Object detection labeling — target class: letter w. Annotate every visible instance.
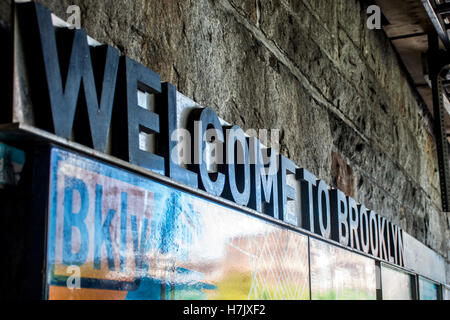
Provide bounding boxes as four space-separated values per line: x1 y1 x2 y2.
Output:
18 3 119 152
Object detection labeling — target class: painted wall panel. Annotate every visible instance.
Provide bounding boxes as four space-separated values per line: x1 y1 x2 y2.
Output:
418 277 439 300
310 238 376 300
403 232 446 284
381 264 413 300
46 148 310 300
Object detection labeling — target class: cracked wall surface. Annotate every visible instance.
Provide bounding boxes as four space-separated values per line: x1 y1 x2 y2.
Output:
0 0 448 283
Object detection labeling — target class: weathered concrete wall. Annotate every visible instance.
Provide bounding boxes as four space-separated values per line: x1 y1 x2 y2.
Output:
0 0 448 282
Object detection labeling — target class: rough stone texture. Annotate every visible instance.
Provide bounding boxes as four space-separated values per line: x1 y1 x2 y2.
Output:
331 151 355 198
0 0 448 283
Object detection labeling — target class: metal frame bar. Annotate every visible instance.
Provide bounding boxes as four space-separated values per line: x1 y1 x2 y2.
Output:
26 145 51 300
428 32 450 212
422 0 450 51
414 274 421 300
307 237 312 300
411 274 419 300
375 261 383 300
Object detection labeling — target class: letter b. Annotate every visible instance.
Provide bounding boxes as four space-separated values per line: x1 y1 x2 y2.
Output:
330 189 349 246
63 176 90 266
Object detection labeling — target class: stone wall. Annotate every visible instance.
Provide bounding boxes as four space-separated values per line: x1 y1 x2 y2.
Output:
0 0 448 283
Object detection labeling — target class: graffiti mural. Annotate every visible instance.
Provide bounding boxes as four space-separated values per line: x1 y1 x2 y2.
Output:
46 148 310 300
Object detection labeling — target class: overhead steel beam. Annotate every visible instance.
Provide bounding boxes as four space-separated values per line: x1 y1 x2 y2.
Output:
422 0 450 51
422 0 450 211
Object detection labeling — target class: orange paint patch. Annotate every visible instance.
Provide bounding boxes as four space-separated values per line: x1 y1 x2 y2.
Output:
49 286 128 300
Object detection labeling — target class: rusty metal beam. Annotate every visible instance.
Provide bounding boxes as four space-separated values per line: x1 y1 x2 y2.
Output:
428 31 450 212
422 0 450 51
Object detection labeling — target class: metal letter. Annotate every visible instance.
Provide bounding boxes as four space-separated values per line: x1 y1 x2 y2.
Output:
248 137 279 217
297 169 317 233
157 82 198 187
221 126 251 206
314 180 331 239
113 56 164 174
359 205 370 254
369 210 379 258
386 221 395 264
397 229 405 267
188 108 225 196
17 3 119 152
330 189 349 246
378 215 388 261
277 155 297 221
390 222 399 265
347 196 361 251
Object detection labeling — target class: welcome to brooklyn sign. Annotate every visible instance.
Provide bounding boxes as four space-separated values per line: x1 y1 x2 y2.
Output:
12 2 405 267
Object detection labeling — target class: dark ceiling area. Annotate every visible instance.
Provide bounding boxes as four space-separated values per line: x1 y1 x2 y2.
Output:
376 0 450 138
